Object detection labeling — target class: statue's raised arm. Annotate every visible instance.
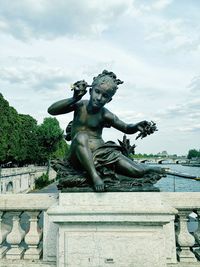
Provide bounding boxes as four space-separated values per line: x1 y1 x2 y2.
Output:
48 80 88 115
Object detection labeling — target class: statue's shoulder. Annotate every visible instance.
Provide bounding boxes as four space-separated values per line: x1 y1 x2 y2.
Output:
76 99 88 109
103 107 114 117
103 107 115 121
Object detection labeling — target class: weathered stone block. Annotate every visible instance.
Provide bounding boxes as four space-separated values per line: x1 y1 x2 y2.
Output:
48 192 177 267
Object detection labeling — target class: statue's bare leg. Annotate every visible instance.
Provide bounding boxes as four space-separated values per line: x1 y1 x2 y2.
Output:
115 154 164 178
72 132 105 192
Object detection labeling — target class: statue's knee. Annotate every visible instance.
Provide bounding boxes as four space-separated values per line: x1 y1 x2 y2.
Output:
74 132 88 146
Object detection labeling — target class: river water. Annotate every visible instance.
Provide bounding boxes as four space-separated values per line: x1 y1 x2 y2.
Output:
152 164 200 192
36 163 200 193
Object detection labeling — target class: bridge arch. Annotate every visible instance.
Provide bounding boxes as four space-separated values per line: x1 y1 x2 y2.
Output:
6 181 13 193
140 159 150 163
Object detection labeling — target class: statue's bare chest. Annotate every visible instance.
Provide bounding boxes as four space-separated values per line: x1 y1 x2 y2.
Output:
74 105 104 129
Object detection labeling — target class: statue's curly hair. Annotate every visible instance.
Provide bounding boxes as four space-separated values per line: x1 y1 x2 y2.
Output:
91 70 123 94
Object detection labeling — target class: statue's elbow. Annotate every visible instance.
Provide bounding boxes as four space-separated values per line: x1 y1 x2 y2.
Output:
47 106 55 115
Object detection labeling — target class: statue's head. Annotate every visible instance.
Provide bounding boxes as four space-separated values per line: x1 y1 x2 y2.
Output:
89 70 123 109
91 70 123 95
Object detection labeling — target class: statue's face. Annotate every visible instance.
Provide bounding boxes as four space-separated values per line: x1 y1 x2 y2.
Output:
89 83 114 109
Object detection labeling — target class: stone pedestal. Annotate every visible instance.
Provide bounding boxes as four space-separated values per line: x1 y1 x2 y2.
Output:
48 193 177 267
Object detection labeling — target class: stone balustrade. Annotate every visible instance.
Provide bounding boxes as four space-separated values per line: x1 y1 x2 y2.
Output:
0 194 57 267
163 193 200 265
0 192 200 267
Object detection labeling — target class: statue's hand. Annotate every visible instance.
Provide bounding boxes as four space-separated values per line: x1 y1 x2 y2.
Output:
71 80 88 101
136 120 149 131
136 121 157 140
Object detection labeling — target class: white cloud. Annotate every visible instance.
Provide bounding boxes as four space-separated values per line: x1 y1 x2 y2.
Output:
0 0 131 40
144 16 200 52
157 98 200 120
0 0 200 155
141 0 173 12
0 66 72 91
112 110 146 123
152 0 173 10
188 75 200 94
177 124 200 133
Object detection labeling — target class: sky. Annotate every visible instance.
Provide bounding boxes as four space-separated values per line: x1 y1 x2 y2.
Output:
0 0 200 156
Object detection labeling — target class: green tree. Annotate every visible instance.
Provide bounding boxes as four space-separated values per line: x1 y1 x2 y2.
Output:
52 138 70 159
17 114 39 165
6 106 21 163
0 93 10 162
37 117 64 170
187 149 200 159
0 94 68 167
0 94 21 163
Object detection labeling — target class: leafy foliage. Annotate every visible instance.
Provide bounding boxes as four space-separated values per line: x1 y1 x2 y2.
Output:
187 149 200 159
118 134 136 157
37 117 64 162
35 173 50 189
0 94 20 163
0 94 69 165
131 153 160 159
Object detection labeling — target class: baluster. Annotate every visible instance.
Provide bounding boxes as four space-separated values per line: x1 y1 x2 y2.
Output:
6 211 26 259
193 212 200 260
0 211 11 258
24 211 42 259
176 210 197 262
174 215 179 241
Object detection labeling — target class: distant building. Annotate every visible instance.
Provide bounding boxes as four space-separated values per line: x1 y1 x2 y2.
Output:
157 151 168 157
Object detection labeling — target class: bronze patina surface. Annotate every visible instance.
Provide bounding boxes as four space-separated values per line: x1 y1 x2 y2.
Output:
48 70 164 192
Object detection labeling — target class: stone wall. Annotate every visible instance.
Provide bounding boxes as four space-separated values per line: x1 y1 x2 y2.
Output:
0 166 57 194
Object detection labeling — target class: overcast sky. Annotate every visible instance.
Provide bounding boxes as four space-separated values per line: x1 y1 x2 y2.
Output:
1 0 200 156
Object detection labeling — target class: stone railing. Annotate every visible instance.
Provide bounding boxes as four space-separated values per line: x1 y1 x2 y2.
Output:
0 166 57 194
0 192 200 267
163 193 200 266
0 194 57 267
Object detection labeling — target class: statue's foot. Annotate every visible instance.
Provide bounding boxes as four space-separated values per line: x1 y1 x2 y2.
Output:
148 166 166 174
93 176 105 192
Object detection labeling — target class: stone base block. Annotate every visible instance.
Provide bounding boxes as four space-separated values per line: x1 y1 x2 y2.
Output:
177 248 197 262
6 247 25 259
24 247 42 259
60 225 166 267
0 246 9 258
48 192 178 267
0 259 56 267
194 248 200 261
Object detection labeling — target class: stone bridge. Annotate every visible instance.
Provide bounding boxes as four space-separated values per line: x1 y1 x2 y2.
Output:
0 166 56 194
138 157 188 164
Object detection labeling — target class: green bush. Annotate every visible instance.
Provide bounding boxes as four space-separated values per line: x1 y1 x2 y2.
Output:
35 173 50 189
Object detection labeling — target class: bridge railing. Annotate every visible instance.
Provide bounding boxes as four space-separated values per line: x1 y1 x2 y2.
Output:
163 193 200 264
0 193 200 266
0 194 57 261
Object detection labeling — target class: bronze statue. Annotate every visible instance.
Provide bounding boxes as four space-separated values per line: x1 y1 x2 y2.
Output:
48 70 164 192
